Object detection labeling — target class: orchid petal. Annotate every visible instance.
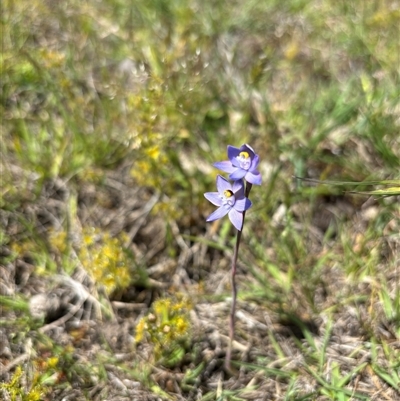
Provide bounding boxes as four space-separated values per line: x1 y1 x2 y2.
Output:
216 175 232 193
250 154 260 171
206 205 230 222
240 143 256 157
213 161 235 173
227 145 240 161
229 168 247 180
204 192 222 206
232 179 244 196
245 171 262 185
241 144 255 159
228 209 243 231
234 197 252 212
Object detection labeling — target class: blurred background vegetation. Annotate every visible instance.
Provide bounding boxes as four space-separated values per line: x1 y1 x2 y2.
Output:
1 0 399 399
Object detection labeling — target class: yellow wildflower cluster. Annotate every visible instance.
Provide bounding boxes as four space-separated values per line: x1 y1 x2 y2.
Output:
79 228 131 295
129 132 186 221
10 238 51 275
130 134 169 190
0 365 48 401
152 201 182 221
11 240 38 258
135 296 192 366
48 229 68 254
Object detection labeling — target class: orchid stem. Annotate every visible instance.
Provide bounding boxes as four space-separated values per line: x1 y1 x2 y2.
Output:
225 182 252 373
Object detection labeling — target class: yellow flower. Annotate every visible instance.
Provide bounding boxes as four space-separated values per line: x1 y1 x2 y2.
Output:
175 317 188 334
146 146 160 160
135 318 146 342
47 357 59 369
79 228 131 295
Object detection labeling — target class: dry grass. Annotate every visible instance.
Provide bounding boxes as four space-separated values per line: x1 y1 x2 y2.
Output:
1 0 400 400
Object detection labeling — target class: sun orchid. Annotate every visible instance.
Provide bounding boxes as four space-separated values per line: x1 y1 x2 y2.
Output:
214 144 262 185
204 175 252 231
204 143 261 372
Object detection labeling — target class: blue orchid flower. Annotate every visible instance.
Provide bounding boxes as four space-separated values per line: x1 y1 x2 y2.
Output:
213 144 262 185
204 175 252 231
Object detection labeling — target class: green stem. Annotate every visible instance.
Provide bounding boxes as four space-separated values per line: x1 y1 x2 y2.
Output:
225 182 252 373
